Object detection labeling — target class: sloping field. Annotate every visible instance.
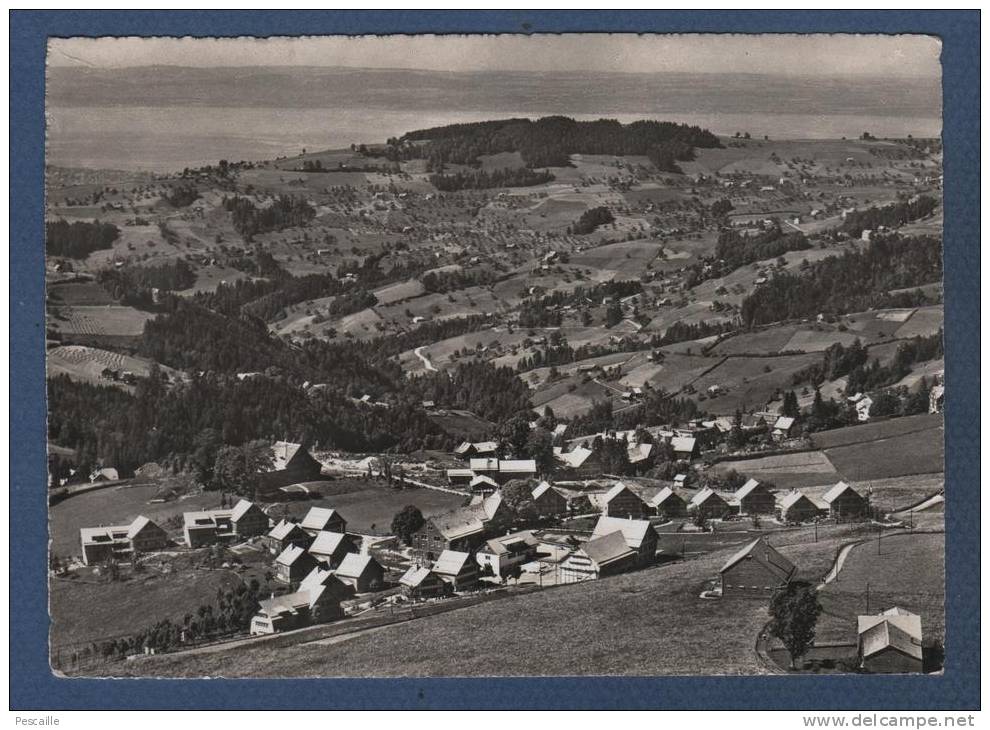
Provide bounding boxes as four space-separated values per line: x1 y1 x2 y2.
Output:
569 241 664 279
894 305 944 339
714 451 840 490
692 353 821 415
825 428 944 482
47 280 116 306
46 345 175 387
780 327 862 354
712 326 800 356
51 305 154 337
372 279 426 305
816 532 945 647
810 413 943 450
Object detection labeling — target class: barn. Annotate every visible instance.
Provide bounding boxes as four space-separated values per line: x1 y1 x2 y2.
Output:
591 515 658 567
559 531 637 583
399 566 451 600
648 486 687 519
600 482 648 519
333 553 385 593
858 608 924 674
689 488 732 520
719 536 796 598
733 479 777 515
307 531 359 568
531 481 569 517
432 549 480 591
776 490 822 523
822 481 868 519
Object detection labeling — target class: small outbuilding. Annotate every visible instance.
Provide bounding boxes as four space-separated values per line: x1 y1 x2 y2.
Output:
858 608 924 674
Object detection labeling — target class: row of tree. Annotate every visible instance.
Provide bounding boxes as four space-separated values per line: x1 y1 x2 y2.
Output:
46 219 120 259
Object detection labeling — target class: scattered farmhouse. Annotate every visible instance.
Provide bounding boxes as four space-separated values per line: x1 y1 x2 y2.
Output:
399 565 450 600
257 441 324 497
79 516 168 566
275 544 320 585
431 549 480 591
857 607 924 673
591 515 658 567
249 567 351 635
648 486 687 519
307 531 359 568
732 479 777 515
772 416 797 441
299 506 347 536
776 490 822 523
719 536 796 598
183 500 269 548
689 487 732 520
333 553 385 593
261 519 313 556
822 481 868 519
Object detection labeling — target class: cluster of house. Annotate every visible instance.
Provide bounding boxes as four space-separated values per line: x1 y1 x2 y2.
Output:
79 515 170 566
673 479 869 523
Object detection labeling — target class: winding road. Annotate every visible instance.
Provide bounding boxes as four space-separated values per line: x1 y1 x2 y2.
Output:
414 346 438 372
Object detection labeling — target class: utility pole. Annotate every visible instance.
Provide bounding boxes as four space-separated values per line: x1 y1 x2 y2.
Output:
866 581 870 615
877 522 882 555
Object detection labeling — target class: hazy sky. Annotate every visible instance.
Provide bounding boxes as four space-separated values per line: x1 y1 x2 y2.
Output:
48 34 941 78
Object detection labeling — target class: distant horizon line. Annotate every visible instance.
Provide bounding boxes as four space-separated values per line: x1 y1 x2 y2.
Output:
47 63 940 81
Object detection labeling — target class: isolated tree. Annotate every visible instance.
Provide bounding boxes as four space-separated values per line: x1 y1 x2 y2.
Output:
498 415 531 458
768 582 824 670
390 505 425 546
212 439 273 498
501 479 537 520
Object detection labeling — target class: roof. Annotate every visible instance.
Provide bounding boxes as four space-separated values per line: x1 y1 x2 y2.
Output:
777 490 815 511
334 553 378 580
858 609 923 661
774 416 796 431
447 468 475 478
268 519 303 541
689 487 726 507
469 457 499 471
301 506 343 532
734 479 766 501
299 566 335 592
556 446 594 469
592 515 655 550
482 530 538 555
308 531 350 556
647 486 684 508
532 481 563 500
126 515 155 539
431 509 486 541
671 436 697 453
719 537 796 582
432 549 473 577
822 481 860 504
627 443 654 464
473 441 498 453
579 531 636 567
453 441 474 455
481 492 504 519
183 509 231 529
499 459 536 473
470 474 498 488
399 566 435 588
275 544 309 567
603 482 643 506
230 499 258 523
271 441 305 470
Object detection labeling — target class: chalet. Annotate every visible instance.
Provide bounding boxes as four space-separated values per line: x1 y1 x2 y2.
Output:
719 537 796 598
496 459 538 483
455 441 497 460
554 446 602 478
476 530 539 580
671 436 699 461
257 442 324 497
627 442 653 466
333 553 385 593
183 500 269 548
469 474 499 494
591 515 658 566
275 544 320 585
688 488 732 520
79 516 168 566
858 608 924 674
300 506 347 536
772 416 797 441
399 566 450 600
307 531 358 568
559 531 637 583
261 520 313 555
733 479 777 515
822 481 868 519
250 568 350 634
530 481 568 517
600 482 648 519
776 490 822 523
432 549 480 591
648 486 687 519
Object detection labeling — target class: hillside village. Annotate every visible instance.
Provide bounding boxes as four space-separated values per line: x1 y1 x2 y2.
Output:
45 119 945 678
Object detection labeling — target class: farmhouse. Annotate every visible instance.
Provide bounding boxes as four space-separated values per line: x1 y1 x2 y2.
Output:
554 446 602 478
531 481 569 517
496 459 539 483
307 531 358 568
454 441 498 459
257 441 324 497
183 499 269 548
591 515 658 567
688 488 732 520
858 607 924 674
600 482 649 519
79 516 168 566
432 549 480 591
300 506 347 536
776 490 822 523
476 530 539 580
333 553 385 593
469 474 499 494
399 566 450 600
732 479 777 515
275 544 320 585
559 531 637 583
411 492 508 560
249 567 350 635
772 416 797 441
822 481 868 519
671 436 699 461
261 520 313 555
719 536 796 598
648 486 687 519
446 468 475 487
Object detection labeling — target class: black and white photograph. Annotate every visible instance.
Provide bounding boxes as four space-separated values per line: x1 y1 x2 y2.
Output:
42 32 947 680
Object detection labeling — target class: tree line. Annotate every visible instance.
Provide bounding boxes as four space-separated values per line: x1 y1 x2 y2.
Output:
46 219 120 259
222 194 316 241
840 195 939 237
428 167 555 191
